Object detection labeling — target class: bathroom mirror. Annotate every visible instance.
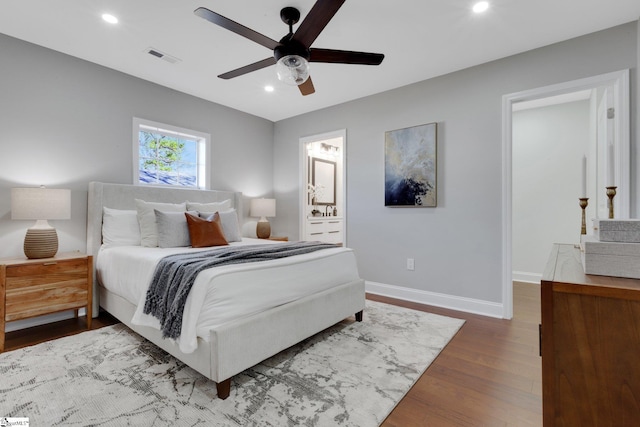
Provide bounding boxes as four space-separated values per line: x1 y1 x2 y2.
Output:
312 158 336 205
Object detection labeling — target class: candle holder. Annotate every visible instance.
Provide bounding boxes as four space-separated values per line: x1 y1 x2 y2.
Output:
606 186 617 219
579 198 589 235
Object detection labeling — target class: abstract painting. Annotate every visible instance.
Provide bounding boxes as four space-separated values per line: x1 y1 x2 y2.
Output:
385 122 437 207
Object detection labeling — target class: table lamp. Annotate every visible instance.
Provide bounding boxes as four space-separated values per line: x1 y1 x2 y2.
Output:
11 187 71 259
250 198 276 239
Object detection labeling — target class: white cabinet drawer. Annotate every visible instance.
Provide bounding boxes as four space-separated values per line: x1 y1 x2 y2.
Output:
305 218 343 244
325 220 341 233
324 229 342 244
307 220 325 233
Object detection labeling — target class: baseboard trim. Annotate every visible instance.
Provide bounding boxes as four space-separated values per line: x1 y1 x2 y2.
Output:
512 271 542 284
365 281 504 319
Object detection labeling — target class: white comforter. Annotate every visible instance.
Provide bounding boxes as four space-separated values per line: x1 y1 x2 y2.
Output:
96 238 360 353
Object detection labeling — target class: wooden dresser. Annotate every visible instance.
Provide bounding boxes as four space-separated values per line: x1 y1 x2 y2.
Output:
0 252 93 352
541 243 640 426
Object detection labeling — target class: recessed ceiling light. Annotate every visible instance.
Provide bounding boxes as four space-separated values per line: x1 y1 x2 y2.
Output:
472 1 489 14
264 85 275 93
102 13 119 24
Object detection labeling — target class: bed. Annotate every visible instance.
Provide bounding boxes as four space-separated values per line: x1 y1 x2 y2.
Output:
86 182 365 399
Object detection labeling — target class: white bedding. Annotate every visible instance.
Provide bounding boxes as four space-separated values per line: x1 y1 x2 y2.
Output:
96 238 360 353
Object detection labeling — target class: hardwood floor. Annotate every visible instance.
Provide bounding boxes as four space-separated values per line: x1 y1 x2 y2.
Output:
377 281 542 426
3 311 119 352
3 282 542 426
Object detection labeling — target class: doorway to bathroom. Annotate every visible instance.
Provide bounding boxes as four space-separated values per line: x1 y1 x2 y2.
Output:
299 129 346 245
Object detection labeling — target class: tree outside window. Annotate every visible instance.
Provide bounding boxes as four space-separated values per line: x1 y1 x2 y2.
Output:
139 130 195 186
133 118 210 189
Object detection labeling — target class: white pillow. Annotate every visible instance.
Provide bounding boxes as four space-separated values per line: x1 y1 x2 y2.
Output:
187 200 231 212
102 207 141 247
155 210 197 248
199 208 241 242
135 199 186 247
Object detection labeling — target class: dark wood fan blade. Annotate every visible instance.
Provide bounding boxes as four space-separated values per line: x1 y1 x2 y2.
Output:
310 48 384 65
194 7 279 50
218 57 277 79
298 76 315 96
293 0 345 47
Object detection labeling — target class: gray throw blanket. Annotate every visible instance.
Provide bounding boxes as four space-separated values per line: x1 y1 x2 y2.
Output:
143 241 338 340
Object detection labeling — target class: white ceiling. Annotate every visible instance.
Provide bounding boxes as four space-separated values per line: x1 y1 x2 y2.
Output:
1 1 639 122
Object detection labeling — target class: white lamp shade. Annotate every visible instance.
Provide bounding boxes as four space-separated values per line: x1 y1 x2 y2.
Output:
250 198 276 219
11 187 71 220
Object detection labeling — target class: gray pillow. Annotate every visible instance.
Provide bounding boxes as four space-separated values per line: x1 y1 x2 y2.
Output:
135 199 186 247
154 210 197 248
199 208 241 242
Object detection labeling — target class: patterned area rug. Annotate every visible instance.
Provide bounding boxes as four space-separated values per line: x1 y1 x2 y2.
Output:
0 300 464 426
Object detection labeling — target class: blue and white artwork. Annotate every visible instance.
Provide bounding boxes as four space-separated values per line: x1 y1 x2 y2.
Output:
385 123 437 207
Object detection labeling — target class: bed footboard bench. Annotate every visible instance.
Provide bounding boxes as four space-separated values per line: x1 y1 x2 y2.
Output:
100 279 365 399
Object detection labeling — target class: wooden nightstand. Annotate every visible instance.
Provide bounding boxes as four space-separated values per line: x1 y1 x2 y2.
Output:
267 236 288 241
0 252 93 352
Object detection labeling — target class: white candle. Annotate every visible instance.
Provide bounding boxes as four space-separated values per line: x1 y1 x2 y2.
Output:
607 143 615 187
581 155 587 198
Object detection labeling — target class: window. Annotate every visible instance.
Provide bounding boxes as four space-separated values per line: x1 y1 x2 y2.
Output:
133 117 210 189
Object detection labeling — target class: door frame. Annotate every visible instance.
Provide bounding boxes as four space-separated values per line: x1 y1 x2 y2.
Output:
299 129 347 243
501 69 630 319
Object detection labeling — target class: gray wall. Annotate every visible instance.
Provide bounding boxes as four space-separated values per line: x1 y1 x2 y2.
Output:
273 21 639 311
0 33 274 258
512 101 591 280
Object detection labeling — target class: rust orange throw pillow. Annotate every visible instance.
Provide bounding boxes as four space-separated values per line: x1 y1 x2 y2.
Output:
185 212 229 248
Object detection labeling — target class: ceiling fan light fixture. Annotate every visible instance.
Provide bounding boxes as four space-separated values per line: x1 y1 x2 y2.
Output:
276 55 310 86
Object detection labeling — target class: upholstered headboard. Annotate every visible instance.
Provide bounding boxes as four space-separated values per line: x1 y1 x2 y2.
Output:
86 181 243 316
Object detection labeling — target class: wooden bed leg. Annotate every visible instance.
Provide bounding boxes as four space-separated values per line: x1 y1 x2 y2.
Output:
355 310 363 322
217 379 231 399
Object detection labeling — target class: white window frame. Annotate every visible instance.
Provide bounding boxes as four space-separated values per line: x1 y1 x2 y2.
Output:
133 117 211 189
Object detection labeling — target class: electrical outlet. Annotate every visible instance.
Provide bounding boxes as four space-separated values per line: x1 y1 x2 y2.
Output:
407 258 415 271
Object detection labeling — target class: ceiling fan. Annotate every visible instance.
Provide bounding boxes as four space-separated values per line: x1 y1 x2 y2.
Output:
194 0 384 96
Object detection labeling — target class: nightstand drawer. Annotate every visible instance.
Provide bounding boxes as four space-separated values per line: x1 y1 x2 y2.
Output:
5 283 88 321
5 259 88 290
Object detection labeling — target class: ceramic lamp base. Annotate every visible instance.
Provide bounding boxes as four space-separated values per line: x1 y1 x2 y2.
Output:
256 221 271 239
24 228 58 259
